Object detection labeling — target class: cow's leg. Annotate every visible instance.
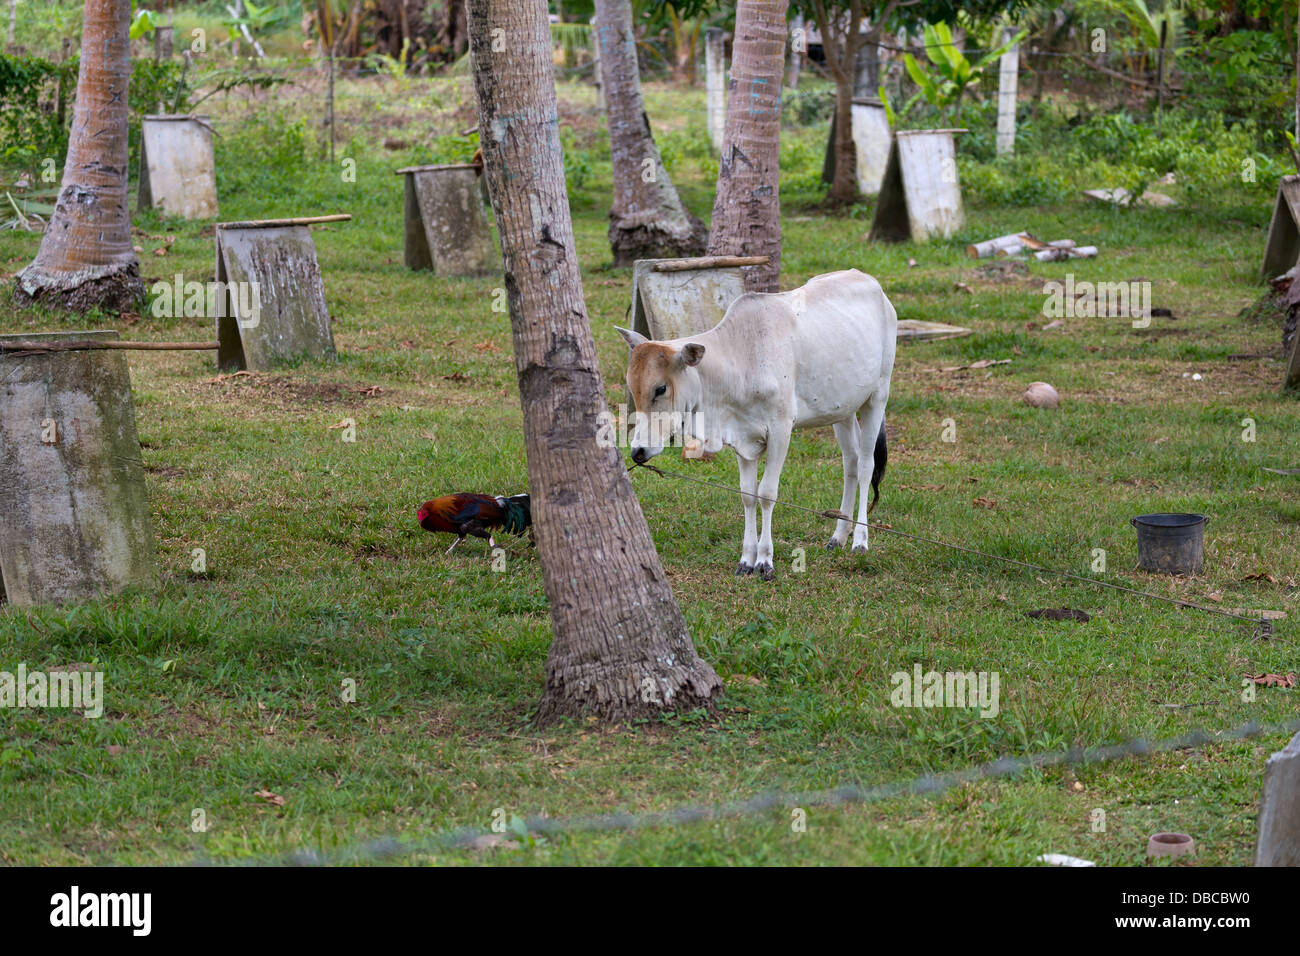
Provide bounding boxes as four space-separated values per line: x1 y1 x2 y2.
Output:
853 393 889 553
828 418 861 550
754 426 792 580
736 454 760 575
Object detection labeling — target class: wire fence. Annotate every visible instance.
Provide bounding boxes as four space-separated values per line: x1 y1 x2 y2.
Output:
227 714 1300 865
202 463 1293 866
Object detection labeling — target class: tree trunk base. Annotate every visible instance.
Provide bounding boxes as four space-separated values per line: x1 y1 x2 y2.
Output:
14 261 144 315
609 212 708 268
534 644 723 726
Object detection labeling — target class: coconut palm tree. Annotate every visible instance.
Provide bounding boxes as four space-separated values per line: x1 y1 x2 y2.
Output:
707 0 789 292
467 0 722 724
14 0 142 313
594 0 707 264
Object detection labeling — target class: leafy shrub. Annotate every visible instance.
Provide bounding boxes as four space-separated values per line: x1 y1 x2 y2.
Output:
214 112 312 198
779 128 825 198
0 53 76 169
782 87 834 127
961 156 1073 206
0 53 189 178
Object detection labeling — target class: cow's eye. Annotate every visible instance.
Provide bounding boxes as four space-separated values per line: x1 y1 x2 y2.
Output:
653 384 667 400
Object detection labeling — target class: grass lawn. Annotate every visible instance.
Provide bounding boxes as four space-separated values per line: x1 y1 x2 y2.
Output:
0 74 1296 866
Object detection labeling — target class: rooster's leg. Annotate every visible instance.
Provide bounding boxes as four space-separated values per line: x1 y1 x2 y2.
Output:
488 535 497 548
445 536 464 555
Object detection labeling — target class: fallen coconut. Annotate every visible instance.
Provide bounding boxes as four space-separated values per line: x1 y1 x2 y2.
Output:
1023 381 1059 408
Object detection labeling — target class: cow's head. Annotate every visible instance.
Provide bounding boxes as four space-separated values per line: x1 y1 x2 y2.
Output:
615 326 705 464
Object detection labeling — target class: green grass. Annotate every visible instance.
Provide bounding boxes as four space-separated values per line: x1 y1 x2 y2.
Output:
0 74 1297 866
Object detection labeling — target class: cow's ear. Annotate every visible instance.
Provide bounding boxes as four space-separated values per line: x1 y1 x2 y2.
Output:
615 326 648 350
680 343 706 367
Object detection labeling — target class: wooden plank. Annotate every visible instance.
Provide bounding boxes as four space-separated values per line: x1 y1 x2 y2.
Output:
393 163 481 174
651 255 769 272
897 320 972 341
215 225 336 371
0 341 218 353
0 330 156 606
216 214 352 230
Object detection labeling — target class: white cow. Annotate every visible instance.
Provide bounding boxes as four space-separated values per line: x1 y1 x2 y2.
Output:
617 268 897 579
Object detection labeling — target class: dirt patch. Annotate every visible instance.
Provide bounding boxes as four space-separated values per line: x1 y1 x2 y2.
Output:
144 465 186 479
195 372 387 409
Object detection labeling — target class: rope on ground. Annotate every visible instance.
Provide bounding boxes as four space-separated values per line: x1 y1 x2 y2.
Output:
630 461 1276 639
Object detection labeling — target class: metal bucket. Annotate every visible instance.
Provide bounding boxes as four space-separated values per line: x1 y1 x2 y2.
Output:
1131 513 1208 575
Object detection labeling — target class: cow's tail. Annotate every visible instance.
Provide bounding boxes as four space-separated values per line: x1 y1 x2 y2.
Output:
868 421 887 514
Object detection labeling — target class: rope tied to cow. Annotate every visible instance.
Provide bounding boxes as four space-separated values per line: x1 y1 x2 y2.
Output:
630 460 1278 639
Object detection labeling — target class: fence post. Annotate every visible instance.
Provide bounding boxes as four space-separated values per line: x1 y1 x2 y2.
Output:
1156 20 1167 140
996 27 1019 158
706 27 726 152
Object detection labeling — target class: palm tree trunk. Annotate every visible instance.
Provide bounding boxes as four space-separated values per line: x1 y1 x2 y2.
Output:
829 69 857 204
467 0 722 725
594 0 706 266
14 0 142 313
812 0 863 206
706 0 788 293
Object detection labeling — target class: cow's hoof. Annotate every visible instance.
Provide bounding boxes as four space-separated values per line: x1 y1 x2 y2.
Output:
735 562 754 576
756 562 775 581
851 544 869 555
825 538 844 552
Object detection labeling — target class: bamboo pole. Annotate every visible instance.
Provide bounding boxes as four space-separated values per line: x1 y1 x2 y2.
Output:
0 341 219 353
216 214 352 229
652 255 770 272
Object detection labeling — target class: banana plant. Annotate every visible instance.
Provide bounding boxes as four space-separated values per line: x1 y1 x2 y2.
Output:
128 2 157 40
903 22 1026 124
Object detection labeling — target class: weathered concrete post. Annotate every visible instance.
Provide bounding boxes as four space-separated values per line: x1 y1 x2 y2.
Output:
996 28 1019 158
851 98 892 196
786 13 803 89
705 27 726 152
1255 731 1300 865
214 215 347 371
1261 175 1300 280
154 24 174 61
397 164 497 276
630 255 767 340
854 39 879 97
138 115 219 220
0 331 157 607
869 129 967 242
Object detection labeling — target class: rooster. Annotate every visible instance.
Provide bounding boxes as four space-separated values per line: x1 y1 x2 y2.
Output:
417 493 532 554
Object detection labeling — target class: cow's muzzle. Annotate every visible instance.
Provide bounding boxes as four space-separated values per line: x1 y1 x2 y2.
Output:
631 447 649 465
